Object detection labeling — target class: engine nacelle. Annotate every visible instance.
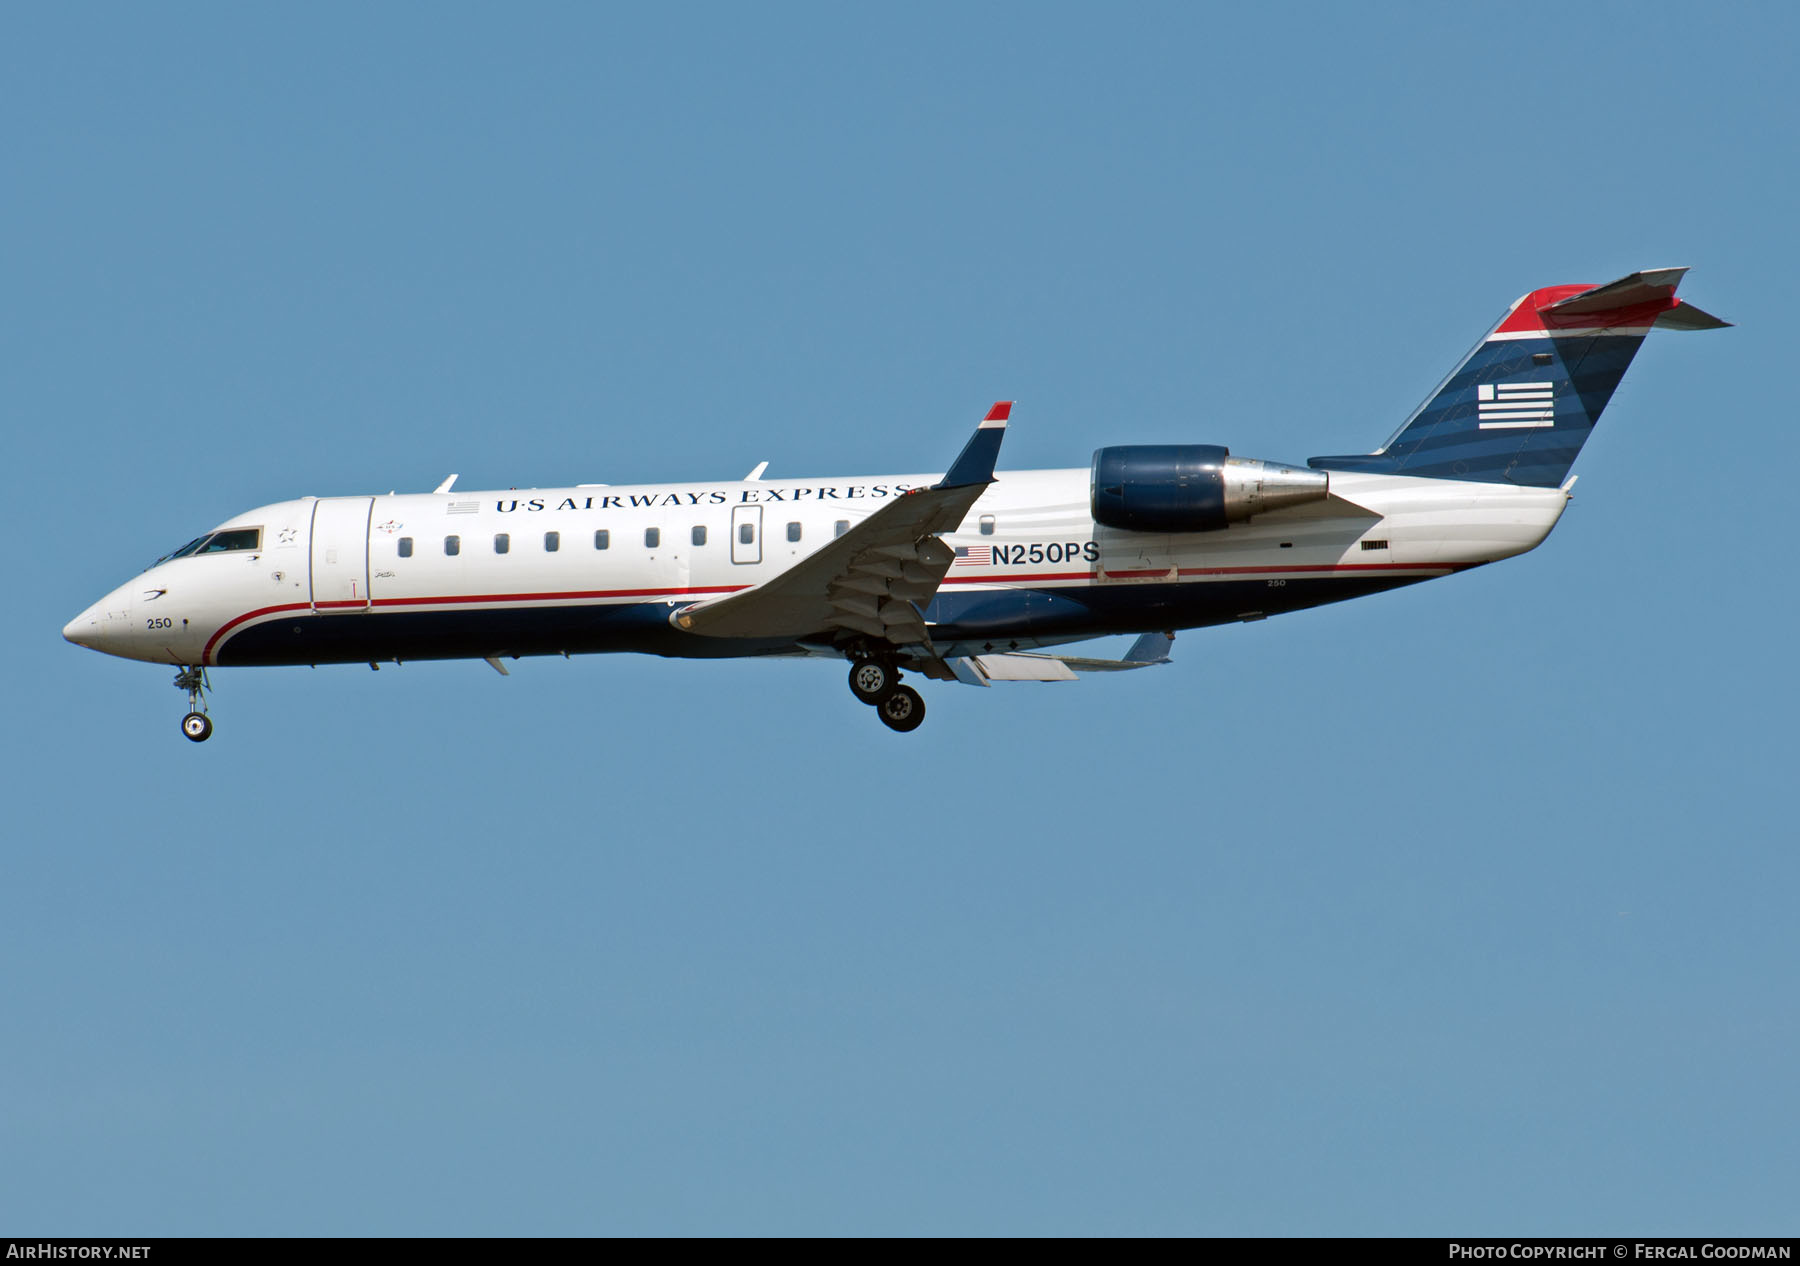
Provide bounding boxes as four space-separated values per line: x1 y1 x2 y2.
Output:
1090 445 1329 533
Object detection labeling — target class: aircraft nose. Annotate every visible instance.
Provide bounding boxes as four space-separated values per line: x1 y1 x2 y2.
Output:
63 585 136 654
63 605 101 648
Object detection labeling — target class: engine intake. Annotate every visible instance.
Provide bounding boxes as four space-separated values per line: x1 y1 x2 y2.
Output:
1091 445 1329 533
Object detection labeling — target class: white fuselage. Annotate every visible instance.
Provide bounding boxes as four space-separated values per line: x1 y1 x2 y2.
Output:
63 466 1570 669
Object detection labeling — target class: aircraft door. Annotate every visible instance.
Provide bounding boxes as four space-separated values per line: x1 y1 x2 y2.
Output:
731 504 762 565
309 497 374 610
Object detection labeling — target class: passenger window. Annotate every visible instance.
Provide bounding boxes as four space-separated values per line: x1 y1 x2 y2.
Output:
740 523 755 545
544 531 560 552
445 535 461 556
595 529 610 550
692 525 707 546
645 527 660 548
834 520 849 538
979 515 995 536
197 527 262 554
397 537 413 558
786 521 801 542
494 533 510 555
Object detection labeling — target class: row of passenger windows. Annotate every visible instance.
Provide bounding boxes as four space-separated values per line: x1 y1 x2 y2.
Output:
398 520 856 558
165 512 1000 566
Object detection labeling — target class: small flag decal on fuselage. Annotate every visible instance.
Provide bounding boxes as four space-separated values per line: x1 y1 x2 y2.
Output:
1477 382 1554 429
955 545 992 566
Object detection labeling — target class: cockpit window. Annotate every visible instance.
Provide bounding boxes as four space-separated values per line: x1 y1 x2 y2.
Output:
163 536 211 561
152 527 261 568
195 528 262 554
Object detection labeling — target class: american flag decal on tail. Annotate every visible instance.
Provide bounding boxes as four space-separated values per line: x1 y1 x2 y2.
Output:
955 545 992 566
1477 382 1555 429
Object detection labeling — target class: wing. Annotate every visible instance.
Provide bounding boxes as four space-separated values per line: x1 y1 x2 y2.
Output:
671 403 1012 647
947 632 1175 686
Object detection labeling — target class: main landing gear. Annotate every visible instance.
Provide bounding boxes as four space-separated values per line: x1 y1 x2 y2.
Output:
175 665 213 743
876 684 925 732
848 659 897 705
847 658 926 732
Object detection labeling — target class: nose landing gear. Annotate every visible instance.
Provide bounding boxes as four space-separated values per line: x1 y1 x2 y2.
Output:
175 666 213 742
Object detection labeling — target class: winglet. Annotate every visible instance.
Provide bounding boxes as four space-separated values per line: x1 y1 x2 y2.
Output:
938 401 1011 489
434 474 459 494
1121 630 1174 665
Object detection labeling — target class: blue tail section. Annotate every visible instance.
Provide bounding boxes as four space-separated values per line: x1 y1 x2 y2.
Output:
1310 269 1726 488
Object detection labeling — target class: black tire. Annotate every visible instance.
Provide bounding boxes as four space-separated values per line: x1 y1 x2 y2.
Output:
877 684 925 732
181 712 213 743
848 659 897 705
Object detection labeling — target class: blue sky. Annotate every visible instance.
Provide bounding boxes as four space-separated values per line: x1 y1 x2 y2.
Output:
6 2 1795 1235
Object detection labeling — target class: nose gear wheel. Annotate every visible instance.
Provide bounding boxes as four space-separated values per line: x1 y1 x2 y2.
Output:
173 665 213 742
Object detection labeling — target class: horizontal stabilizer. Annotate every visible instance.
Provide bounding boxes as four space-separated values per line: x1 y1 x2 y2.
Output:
1653 302 1731 331
1543 267 1732 330
1505 267 1731 334
1544 267 1691 315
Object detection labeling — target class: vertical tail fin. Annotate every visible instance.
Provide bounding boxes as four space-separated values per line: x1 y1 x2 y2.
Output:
1309 269 1727 487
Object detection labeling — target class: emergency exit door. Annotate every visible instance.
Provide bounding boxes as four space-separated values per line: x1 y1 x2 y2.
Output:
731 504 762 564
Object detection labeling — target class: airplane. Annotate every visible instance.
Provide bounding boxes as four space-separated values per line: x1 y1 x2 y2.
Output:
63 268 1726 740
